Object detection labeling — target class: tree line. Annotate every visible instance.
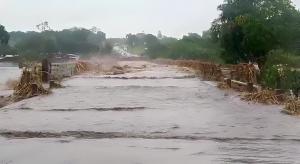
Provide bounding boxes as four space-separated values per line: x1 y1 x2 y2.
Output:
125 0 300 66
0 25 11 56
125 32 222 63
0 25 112 60
211 0 300 67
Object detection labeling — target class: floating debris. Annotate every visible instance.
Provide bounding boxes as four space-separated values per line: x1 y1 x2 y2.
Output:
49 80 64 89
217 82 231 90
13 66 49 101
241 90 285 105
174 60 223 81
75 61 90 73
230 64 258 84
284 99 300 115
106 66 126 75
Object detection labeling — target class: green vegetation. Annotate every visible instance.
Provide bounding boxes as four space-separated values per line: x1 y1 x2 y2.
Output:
125 33 148 55
0 24 112 61
125 32 222 63
124 0 300 67
262 65 300 91
0 25 9 45
209 0 300 91
123 0 300 92
265 50 300 68
12 28 109 60
211 0 300 66
262 50 300 91
0 25 15 55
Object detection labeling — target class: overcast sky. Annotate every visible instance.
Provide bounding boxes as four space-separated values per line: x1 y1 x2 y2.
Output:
1 0 300 38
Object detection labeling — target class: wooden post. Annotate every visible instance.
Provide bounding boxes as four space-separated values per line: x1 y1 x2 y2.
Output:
295 87 300 98
275 89 285 102
31 83 38 95
247 82 254 92
226 78 232 88
49 80 55 88
42 59 50 83
216 68 223 81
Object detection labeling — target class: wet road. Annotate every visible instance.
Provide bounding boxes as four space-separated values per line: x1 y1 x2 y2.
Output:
1 61 300 164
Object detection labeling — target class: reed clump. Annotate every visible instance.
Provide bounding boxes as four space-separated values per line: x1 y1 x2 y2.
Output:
175 60 223 81
284 99 300 115
75 61 90 73
13 66 49 101
241 90 285 105
217 82 231 90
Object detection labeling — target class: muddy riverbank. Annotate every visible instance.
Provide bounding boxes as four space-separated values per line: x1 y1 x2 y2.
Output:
1 60 300 164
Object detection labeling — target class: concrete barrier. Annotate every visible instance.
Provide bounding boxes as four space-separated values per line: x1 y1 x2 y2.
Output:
51 62 76 80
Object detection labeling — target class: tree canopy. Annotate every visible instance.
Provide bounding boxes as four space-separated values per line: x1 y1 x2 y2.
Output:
124 32 222 62
0 25 13 55
211 0 300 65
0 25 9 45
8 27 109 60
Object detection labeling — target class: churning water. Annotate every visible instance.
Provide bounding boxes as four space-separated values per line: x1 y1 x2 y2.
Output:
0 61 300 164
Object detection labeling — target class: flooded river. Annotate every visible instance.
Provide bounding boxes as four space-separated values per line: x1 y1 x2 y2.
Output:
1 61 300 164
0 63 20 90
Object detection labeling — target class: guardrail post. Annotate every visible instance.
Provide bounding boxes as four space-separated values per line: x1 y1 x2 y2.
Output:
42 59 50 83
49 80 55 88
275 89 285 101
31 83 38 95
226 78 232 88
247 82 254 92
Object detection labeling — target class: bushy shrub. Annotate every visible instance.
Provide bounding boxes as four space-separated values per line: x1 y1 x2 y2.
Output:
262 50 300 93
265 50 300 68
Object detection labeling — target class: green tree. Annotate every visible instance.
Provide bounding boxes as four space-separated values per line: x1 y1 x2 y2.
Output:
211 0 300 66
126 33 138 47
142 32 222 62
100 41 113 54
0 25 13 55
0 25 9 45
12 27 108 60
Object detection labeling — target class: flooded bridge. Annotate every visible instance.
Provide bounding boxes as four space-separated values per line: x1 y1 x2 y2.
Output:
1 61 300 164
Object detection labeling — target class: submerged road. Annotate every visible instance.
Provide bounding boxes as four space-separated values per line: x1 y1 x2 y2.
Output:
1 61 300 164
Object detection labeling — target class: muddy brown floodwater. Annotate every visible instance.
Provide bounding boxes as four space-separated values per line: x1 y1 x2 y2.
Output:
1 61 300 164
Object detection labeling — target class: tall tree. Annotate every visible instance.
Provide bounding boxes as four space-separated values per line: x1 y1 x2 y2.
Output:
211 0 300 66
126 34 138 47
0 25 9 45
